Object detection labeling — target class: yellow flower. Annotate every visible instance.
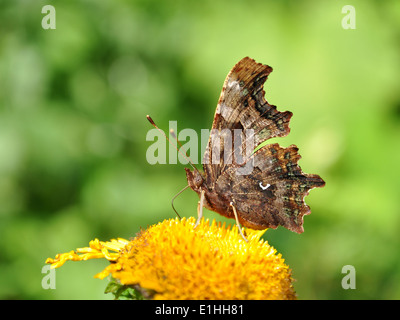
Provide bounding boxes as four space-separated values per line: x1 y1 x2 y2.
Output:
46 217 296 300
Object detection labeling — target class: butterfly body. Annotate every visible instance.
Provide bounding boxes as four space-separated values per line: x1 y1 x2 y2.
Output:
185 57 325 233
185 168 235 222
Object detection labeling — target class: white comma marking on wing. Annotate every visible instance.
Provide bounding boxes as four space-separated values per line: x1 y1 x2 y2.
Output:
259 182 271 190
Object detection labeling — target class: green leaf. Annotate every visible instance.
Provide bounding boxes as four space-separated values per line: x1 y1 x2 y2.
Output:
104 278 145 300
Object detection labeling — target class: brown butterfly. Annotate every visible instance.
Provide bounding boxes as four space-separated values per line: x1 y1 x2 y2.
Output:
148 57 325 240
185 57 325 238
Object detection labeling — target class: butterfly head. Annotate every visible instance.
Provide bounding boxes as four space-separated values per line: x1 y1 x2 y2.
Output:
185 168 205 193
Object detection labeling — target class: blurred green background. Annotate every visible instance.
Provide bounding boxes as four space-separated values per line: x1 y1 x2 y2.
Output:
0 0 399 299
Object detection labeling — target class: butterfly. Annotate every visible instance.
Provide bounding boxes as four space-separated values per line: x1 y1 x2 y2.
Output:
183 57 325 239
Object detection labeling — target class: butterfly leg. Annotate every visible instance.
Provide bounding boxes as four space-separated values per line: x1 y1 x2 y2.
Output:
194 189 205 229
230 201 248 242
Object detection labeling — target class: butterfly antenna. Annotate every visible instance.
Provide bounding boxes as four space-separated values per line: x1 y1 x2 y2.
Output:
146 115 199 173
147 115 203 218
169 126 205 177
171 185 190 219
169 128 198 166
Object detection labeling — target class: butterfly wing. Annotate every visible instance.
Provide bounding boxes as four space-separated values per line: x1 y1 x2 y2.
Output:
203 57 292 187
215 143 325 233
194 57 324 233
